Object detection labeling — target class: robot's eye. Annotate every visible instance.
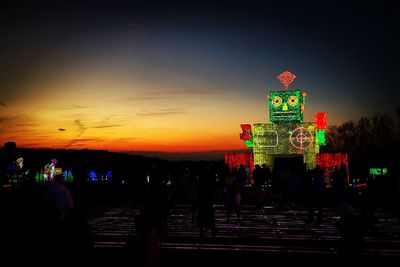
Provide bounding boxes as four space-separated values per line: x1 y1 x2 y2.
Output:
272 96 282 107
288 96 298 106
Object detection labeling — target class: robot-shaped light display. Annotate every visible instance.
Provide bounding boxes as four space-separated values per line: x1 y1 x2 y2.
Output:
240 71 327 170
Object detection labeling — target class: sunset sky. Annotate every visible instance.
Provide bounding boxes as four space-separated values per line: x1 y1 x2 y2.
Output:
0 1 399 156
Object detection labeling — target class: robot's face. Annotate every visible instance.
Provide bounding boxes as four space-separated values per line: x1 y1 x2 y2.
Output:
268 90 304 123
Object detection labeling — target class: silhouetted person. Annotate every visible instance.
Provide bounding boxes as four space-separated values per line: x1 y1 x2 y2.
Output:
42 174 74 256
45 174 74 225
196 164 216 237
336 202 365 256
225 168 243 224
135 166 169 267
332 164 347 203
287 171 301 206
253 165 266 210
252 165 263 188
305 166 325 224
261 164 271 188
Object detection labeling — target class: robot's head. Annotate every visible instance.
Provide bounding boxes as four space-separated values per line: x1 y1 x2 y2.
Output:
268 90 304 123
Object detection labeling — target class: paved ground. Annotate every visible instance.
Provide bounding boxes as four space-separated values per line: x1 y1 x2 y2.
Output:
88 202 400 266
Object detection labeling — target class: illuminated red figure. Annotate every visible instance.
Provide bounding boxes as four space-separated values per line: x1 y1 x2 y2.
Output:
240 124 252 140
277 71 296 90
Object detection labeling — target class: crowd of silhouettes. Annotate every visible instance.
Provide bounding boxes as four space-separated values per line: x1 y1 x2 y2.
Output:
4 142 400 262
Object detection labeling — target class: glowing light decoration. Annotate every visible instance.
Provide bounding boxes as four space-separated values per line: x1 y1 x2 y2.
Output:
63 170 74 182
238 71 330 172
289 126 314 150
268 90 304 123
315 112 327 130
316 130 326 145
252 122 319 169
240 124 252 140
224 153 254 173
88 170 98 182
255 129 278 148
316 153 349 187
277 71 296 90
369 168 388 176
245 140 254 148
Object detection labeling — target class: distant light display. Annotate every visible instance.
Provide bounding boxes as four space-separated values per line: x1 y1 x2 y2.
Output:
42 158 58 181
7 157 29 185
16 158 23 170
277 71 296 90
268 90 304 123
63 170 74 182
369 168 388 176
88 170 98 182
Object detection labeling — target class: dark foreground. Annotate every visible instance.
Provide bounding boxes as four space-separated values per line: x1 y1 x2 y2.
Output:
1 184 400 266
87 203 400 266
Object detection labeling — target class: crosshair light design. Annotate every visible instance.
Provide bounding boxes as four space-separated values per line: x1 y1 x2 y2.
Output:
289 126 313 150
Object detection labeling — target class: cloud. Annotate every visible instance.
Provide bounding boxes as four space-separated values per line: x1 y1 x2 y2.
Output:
122 96 171 101
19 142 48 148
14 122 40 127
74 119 86 137
58 128 66 131
97 115 114 124
71 138 98 142
58 104 87 109
66 138 100 147
92 124 123 128
136 108 185 116
121 89 213 102
0 101 5 107
0 115 38 127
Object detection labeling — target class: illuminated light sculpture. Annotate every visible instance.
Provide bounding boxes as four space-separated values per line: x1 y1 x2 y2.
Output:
369 168 388 176
277 70 296 90
231 71 330 172
316 153 349 187
16 158 23 170
63 170 74 182
8 157 29 185
224 153 254 173
43 158 58 182
88 170 98 182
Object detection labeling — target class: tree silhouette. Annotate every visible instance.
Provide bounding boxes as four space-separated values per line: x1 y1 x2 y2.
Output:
323 113 398 176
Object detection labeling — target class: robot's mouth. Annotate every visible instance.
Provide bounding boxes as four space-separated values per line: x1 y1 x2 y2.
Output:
272 111 298 118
